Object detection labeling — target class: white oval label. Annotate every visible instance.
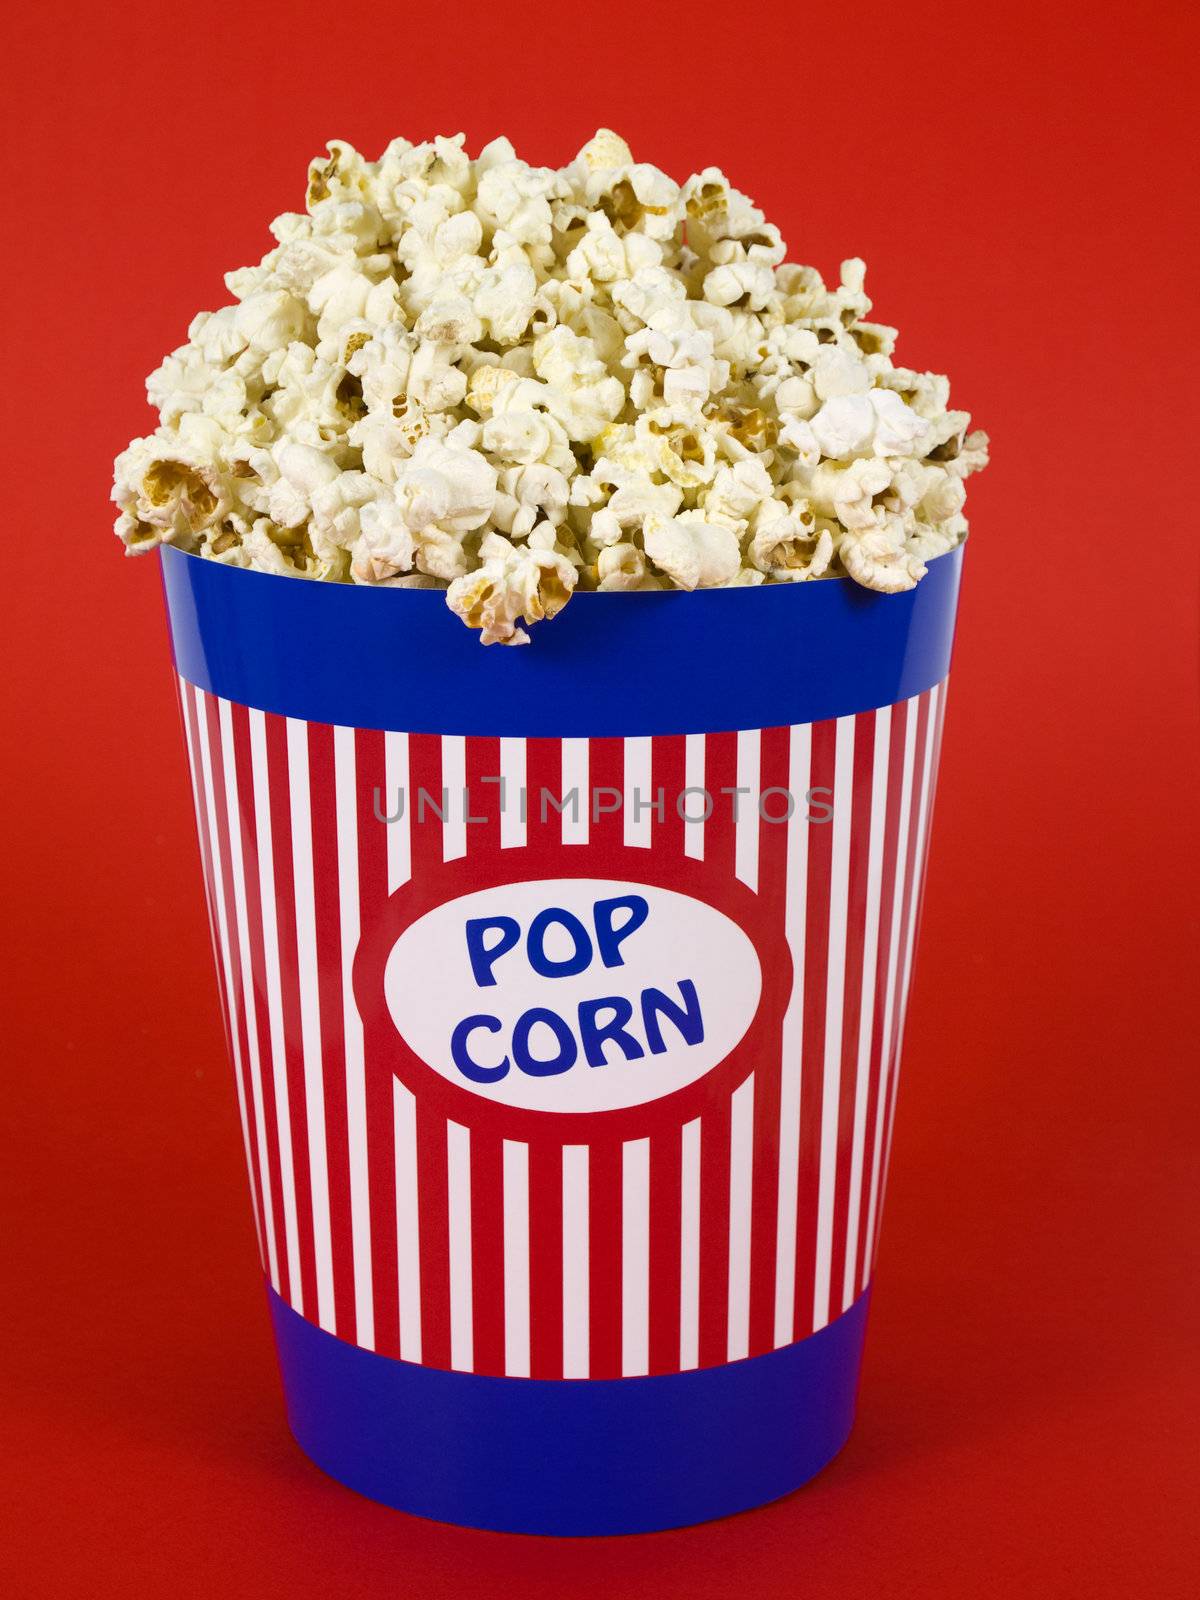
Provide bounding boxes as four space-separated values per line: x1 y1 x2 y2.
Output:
383 878 762 1113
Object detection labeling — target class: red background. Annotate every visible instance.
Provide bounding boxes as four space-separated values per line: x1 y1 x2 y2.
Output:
3 3 1197 1594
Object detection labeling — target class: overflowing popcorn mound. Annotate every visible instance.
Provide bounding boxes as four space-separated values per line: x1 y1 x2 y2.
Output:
113 130 988 643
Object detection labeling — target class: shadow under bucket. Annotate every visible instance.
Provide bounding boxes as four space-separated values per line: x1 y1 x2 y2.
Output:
161 543 963 1534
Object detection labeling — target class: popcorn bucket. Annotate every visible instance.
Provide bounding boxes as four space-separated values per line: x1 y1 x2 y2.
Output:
161 544 962 1535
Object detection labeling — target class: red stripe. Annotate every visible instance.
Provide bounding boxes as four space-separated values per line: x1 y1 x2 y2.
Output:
527 737 565 847
525 736 566 1379
647 735 687 1373
180 685 235 1072
852 699 909 1295
414 1096 452 1370
792 717 836 1340
462 737 508 1376
307 720 356 1343
356 727 399 1358
263 709 319 1322
230 702 291 1303
647 1125 682 1373
872 692 934 1267
909 685 949 974
201 691 270 1266
587 1136 623 1377
698 1099 732 1368
655 733 687 856
407 734 451 1367
470 1130 507 1376
588 736 625 864
408 735 446 878
582 736 626 1375
748 723 791 1357
697 731 738 1367
826 710 876 1325
465 736 500 849
528 1141 564 1379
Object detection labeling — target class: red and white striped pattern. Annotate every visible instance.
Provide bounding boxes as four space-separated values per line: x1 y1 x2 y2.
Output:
176 676 947 1378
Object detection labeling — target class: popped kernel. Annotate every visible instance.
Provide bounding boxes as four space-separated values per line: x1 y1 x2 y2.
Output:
113 129 987 639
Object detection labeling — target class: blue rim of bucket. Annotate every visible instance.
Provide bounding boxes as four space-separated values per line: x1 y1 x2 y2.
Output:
160 544 962 737
268 1284 871 1535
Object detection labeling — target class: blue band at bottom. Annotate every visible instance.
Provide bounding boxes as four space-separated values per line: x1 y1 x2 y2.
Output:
267 1287 870 1535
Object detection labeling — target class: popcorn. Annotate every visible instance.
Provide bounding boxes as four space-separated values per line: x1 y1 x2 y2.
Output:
576 129 634 173
446 535 577 644
701 260 776 311
809 396 876 459
113 427 228 549
806 457 895 531
808 389 931 460
704 458 774 522
393 437 497 534
749 504 834 582
113 130 987 639
840 516 926 594
596 541 648 590
812 345 872 400
643 513 741 590
351 496 417 582
234 290 311 354
310 471 380 558
868 388 930 456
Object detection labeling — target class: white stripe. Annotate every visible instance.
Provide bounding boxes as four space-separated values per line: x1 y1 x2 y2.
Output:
383 731 410 893
734 729 761 891
773 722 812 1345
893 684 942 1052
334 724 373 1349
285 717 335 1331
560 739 589 846
623 736 654 847
446 1119 474 1371
874 693 925 1233
502 1140 531 1377
812 714 855 1330
193 687 264 1269
683 734 706 861
875 686 944 1257
440 735 466 860
249 708 303 1313
863 696 918 1268
218 697 280 1292
726 1073 755 1361
679 1118 701 1370
621 1138 651 1375
500 738 527 849
177 679 228 1045
392 1079 422 1363
842 704 891 1311
561 1144 589 1377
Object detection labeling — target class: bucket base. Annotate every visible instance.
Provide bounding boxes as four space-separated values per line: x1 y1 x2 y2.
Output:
267 1287 870 1535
